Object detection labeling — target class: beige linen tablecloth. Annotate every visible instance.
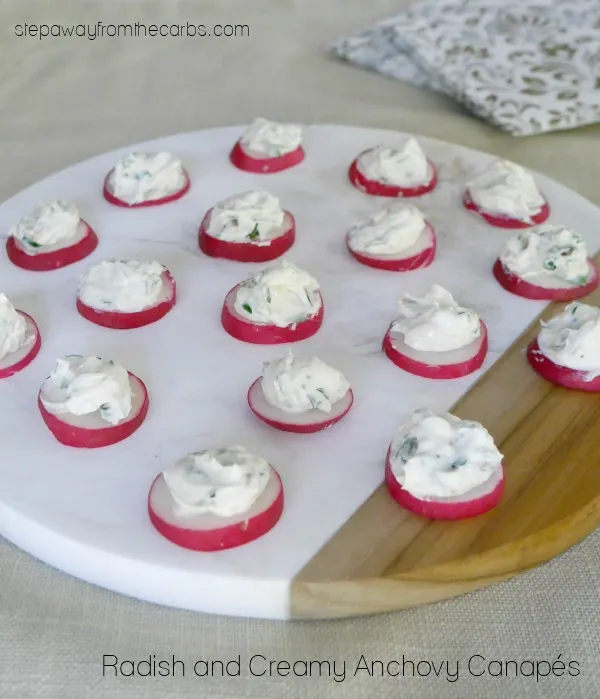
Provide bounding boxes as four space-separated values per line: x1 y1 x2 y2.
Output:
1 2 599 697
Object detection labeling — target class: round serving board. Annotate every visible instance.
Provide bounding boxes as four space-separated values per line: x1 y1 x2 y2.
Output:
1 126 599 620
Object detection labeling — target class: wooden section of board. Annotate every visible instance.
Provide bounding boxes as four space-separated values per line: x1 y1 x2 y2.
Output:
291 275 600 619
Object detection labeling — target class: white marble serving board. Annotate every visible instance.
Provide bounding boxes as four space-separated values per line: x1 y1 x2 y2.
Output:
1 126 599 620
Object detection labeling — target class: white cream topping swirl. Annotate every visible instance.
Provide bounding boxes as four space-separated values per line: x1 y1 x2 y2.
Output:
356 138 431 187
162 445 271 518
9 200 80 251
240 117 302 157
391 285 481 352
107 152 186 204
78 259 166 313
348 203 427 255
537 302 600 377
206 190 285 243
40 355 132 425
0 294 31 361
467 160 545 222
234 261 321 328
261 352 350 414
500 225 590 285
390 409 503 499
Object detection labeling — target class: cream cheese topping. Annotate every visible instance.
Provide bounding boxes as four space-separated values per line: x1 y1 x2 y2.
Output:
78 259 166 313
500 225 590 285
467 160 545 221
40 355 132 425
234 261 321 328
348 203 427 255
9 200 80 251
106 152 186 204
390 409 503 499
240 117 302 157
537 302 600 377
206 190 285 243
0 294 31 361
261 351 350 414
162 445 271 518
391 285 480 352
356 138 431 187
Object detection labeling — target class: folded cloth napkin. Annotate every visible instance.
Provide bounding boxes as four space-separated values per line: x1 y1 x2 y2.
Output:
334 0 600 136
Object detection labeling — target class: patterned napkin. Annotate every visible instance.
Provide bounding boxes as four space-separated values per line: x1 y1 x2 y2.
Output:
334 0 600 136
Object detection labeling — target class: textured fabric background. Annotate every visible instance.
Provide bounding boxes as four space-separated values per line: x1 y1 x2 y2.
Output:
1 1 599 698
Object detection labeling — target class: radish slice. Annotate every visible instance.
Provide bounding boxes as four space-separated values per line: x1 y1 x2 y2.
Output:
229 140 305 174
463 191 550 229
6 220 98 272
221 284 324 344
76 271 176 330
0 312 41 379
199 211 296 262
493 258 599 302
247 377 353 433
103 170 191 208
385 448 504 520
347 222 436 271
383 320 488 379
147 465 284 551
38 373 149 448
348 155 438 198
527 338 600 392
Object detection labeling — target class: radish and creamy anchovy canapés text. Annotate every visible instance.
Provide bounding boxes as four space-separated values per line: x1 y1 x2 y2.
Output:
348 203 427 256
163 446 271 518
40 355 133 425
261 352 350 414
10 200 80 252
206 190 285 243
357 139 431 187
390 409 503 499
240 118 303 157
500 226 590 285
392 285 481 352
234 261 321 328
106 152 187 205
467 160 545 222
0 294 33 360
537 303 600 378
78 259 167 313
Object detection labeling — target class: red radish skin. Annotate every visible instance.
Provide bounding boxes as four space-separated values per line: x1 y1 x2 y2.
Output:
103 170 191 208
229 140 305 174
199 210 296 262
0 312 41 379
76 271 176 330
221 284 324 344
493 258 599 302
385 449 504 520
347 223 436 272
527 338 600 392
147 467 284 551
463 191 550 229
383 320 488 379
348 154 438 198
6 221 98 272
247 377 353 433
38 373 149 448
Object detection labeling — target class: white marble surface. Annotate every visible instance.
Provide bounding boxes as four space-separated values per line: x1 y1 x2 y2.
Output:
1 125 599 620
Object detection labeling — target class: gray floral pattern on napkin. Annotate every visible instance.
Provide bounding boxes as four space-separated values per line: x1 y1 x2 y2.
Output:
334 0 600 136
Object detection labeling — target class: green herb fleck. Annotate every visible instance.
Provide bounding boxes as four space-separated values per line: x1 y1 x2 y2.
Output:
242 303 252 314
543 259 557 271
247 224 260 241
23 236 41 248
576 275 588 286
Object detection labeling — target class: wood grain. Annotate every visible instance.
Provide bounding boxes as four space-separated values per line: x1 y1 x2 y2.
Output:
291 273 600 619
